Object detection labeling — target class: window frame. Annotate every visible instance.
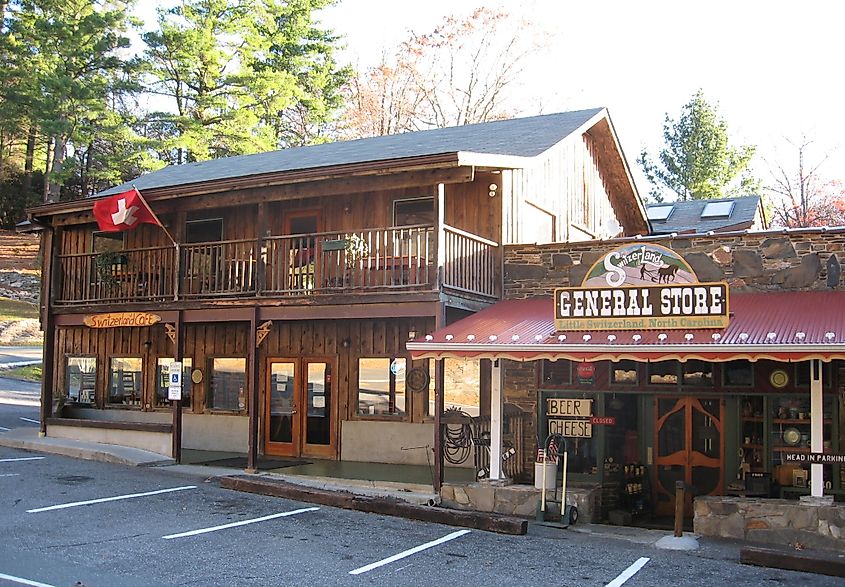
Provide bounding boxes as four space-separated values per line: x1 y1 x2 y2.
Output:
185 218 224 244
64 355 98 406
393 197 435 227
610 360 639 386
722 359 754 387
205 356 248 414
356 356 408 420
107 355 144 408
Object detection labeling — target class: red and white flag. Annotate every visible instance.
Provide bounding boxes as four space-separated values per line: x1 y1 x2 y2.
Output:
92 187 161 232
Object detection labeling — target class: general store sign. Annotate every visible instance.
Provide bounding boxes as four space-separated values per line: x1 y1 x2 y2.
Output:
554 243 730 331
547 398 593 438
83 312 161 328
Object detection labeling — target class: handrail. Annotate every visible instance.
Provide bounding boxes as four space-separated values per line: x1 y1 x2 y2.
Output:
442 224 499 248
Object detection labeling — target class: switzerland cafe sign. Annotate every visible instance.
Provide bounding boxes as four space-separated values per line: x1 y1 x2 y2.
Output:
554 243 730 331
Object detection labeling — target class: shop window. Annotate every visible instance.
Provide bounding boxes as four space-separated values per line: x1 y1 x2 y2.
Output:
722 360 753 387
545 393 597 475
108 357 142 406
65 356 96 405
648 361 678 385
771 394 836 493
444 358 480 417
682 360 713 386
357 357 406 417
610 360 638 385
540 360 571 387
604 395 640 465
156 358 193 407
794 361 832 388
207 358 246 412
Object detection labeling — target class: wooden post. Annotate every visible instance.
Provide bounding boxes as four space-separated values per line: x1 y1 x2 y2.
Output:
171 310 184 463
489 359 503 480
256 202 267 295
433 357 445 492
435 183 446 289
810 359 823 498
39 225 58 436
246 308 260 472
674 480 685 537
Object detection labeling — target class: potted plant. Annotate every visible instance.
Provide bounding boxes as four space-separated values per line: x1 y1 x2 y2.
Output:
94 250 126 288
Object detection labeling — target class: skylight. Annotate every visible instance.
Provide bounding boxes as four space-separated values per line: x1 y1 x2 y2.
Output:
701 201 735 218
646 205 674 221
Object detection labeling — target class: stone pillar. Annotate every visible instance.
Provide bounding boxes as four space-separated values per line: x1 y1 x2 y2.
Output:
489 359 504 480
810 359 823 498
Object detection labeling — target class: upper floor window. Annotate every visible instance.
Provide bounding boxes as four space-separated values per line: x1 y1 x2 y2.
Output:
394 198 434 226
92 231 124 254
186 218 223 243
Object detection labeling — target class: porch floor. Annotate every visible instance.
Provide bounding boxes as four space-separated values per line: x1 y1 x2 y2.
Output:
181 449 476 487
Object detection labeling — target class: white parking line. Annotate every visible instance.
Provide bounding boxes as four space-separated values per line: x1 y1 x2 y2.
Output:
163 506 319 539
349 529 471 575
0 425 10 431
19 417 40 424
606 557 650 587
27 485 196 513
0 572 56 587
0 473 21 477
0 457 44 463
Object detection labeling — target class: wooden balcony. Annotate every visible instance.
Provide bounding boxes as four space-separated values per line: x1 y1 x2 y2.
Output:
54 224 500 306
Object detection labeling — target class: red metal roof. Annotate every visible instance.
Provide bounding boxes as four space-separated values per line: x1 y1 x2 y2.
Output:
407 291 845 362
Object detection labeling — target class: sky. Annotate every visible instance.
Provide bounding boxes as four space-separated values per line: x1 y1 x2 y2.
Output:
135 0 845 200
317 0 845 198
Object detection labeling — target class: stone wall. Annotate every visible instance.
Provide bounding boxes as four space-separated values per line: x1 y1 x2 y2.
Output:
503 228 845 297
694 496 845 551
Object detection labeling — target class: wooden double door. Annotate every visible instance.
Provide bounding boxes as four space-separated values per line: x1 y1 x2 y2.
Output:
264 357 335 458
653 396 725 517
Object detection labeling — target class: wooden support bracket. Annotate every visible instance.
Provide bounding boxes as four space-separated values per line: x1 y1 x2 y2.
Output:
256 320 273 348
165 323 177 344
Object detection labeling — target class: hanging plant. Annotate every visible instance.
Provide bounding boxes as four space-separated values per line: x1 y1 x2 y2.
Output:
344 233 369 269
94 250 124 287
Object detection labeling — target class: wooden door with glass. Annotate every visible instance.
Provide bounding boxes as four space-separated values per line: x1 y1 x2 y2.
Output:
653 396 724 517
264 357 335 458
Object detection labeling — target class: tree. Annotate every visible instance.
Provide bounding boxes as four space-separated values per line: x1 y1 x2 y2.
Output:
1 0 141 202
341 8 536 138
141 0 347 163
638 90 759 202
765 137 845 227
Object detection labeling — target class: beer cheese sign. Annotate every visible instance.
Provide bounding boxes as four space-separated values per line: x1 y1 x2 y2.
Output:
554 243 729 331
547 398 593 438
83 312 161 328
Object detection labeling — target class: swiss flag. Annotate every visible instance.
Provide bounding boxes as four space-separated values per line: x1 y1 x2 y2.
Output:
92 187 161 232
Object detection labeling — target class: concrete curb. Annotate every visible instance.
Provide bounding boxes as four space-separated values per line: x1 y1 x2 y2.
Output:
220 475 528 535
0 427 174 467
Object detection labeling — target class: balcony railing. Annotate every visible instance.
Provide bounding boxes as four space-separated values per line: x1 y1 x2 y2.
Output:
54 224 499 306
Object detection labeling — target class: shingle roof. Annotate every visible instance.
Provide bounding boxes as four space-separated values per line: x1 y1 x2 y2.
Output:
646 196 760 234
97 108 605 197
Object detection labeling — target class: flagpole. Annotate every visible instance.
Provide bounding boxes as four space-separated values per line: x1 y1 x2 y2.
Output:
132 185 177 246
132 185 180 300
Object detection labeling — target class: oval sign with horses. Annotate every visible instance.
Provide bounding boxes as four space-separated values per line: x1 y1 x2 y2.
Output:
553 243 729 331
581 243 697 287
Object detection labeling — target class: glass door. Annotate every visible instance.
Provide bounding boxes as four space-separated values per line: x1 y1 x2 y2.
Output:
265 361 298 456
265 358 335 458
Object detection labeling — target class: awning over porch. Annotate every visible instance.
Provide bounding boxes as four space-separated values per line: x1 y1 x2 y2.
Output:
407 291 845 362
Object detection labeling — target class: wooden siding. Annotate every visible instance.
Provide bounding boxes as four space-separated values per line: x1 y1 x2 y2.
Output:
52 317 434 426
502 133 621 245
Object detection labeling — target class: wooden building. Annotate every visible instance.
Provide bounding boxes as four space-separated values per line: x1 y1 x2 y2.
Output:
28 108 647 470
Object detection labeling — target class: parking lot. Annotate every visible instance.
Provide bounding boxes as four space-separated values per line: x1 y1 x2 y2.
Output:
0 417 842 586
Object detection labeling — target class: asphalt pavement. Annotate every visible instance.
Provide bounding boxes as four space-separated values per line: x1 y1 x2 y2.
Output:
0 441 842 586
